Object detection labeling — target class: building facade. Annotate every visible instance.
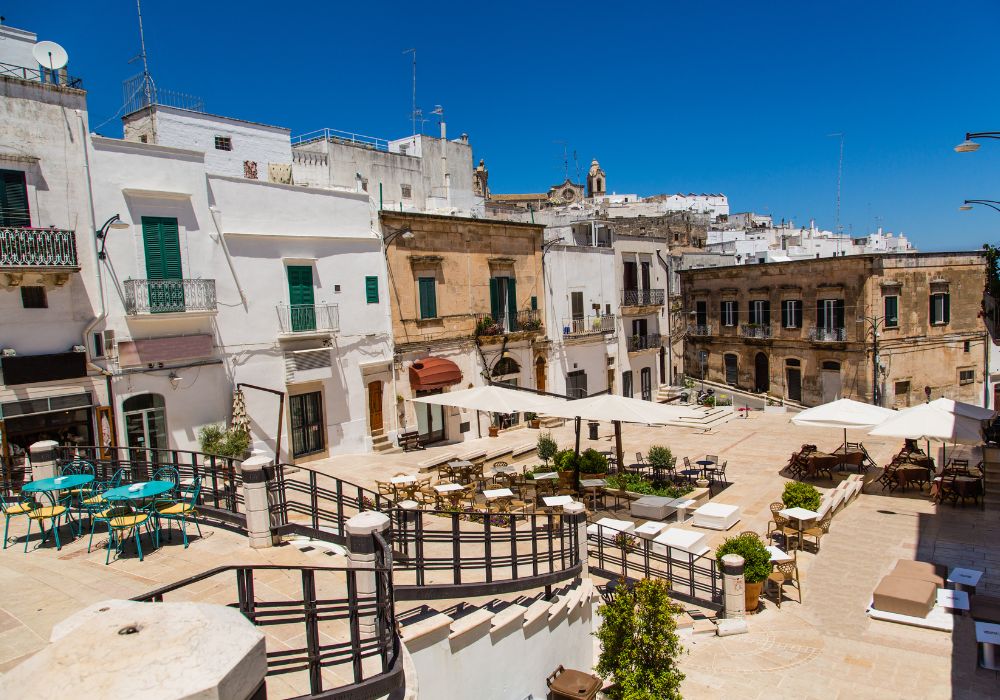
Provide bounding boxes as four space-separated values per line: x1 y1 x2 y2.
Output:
0 26 109 477
381 211 546 444
680 252 988 407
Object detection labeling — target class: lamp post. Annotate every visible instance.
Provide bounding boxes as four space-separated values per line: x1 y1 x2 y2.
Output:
857 315 884 406
95 214 131 260
959 199 1000 214
955 132 1000 153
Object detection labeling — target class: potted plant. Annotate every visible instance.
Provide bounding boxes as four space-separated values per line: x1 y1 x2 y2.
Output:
594 577 685 699
715 533 772 612
781 481 821 511
537 433 557 466
488 423 500 438
646 445 675 474
199 424 252 459
579 448 609 478
525 411 540 429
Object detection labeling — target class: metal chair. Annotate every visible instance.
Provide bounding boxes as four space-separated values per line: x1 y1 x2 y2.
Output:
24 501 69 552
766 556 802 608
155 477 203 548
2 488 37 550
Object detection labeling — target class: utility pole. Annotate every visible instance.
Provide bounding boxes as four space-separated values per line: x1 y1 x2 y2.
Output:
858 315 883 406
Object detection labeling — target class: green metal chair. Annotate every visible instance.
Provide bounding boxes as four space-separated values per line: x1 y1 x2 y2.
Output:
24 502 69 552
154 477 202 548
2 488 37 550
105 508 153 564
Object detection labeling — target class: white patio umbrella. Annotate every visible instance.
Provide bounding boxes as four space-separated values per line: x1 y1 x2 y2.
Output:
791 398 895 452
928 397 995 421
869 402 984 466
410 385 566 438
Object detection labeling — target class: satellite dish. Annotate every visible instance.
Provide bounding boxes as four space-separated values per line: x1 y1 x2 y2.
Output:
32 41 69 71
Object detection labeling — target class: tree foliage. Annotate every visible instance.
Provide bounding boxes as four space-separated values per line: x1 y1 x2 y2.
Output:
198 424 251 458
595 577 685 700
781 481 821 511
537 432 558 465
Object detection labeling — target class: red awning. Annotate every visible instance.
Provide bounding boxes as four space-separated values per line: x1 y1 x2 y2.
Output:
409 357 462 391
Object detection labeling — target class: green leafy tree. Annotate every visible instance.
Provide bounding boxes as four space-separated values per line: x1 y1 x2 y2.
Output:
537 433 558 466
198 424 251 458
715 532 772 584
781 481 821 511
580 448 609 474
646 445 675 472
595 577 685 700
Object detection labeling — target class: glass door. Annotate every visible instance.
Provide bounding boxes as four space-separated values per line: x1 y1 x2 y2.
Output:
290 391 325 458
415 389 445 443
123 393 168 470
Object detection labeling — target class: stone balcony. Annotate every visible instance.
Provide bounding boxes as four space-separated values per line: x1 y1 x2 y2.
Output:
0 226 79 287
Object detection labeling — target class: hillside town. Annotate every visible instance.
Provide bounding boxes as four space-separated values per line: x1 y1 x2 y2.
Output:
1 15 999 700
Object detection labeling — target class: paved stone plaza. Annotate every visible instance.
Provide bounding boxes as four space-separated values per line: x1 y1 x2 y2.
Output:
1 411 998 698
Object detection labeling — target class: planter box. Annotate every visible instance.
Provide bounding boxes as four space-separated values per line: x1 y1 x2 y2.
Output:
763 404 787 414
604 486 709 507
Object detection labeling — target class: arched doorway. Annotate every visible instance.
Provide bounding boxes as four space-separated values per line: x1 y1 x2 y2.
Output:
785 358 802 402
754 353 770 393
534 356 546 393
123 393 167 460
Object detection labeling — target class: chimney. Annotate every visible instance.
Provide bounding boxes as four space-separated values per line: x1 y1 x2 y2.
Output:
440 120 447 140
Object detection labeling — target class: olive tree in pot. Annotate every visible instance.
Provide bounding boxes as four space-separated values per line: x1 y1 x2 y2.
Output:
646 445 675 475
198 424 252 459
715 533 772 613
537 432 558 467
595 577 685 700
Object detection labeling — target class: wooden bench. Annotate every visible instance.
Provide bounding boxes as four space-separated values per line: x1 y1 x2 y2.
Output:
398 431 424 451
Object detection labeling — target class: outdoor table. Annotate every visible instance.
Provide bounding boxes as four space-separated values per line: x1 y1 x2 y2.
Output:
976 621 1000 670
483 488 513 501
22 474 95 535
491 465 517 475
779 507 819 551
433 483 464 493
937 588 970 616
448 459 473 469
390 475 417 485
579 478 607 510
579 478 606 488
949 568 984 594
679 468 701 482
543 495 574 507
103 480 174 505
766 545 793 564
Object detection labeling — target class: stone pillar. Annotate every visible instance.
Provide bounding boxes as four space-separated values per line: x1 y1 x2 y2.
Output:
29 440 59 481
563 501 589 577
0 599 266 699
397 499 421 560
721 553 746 620
345 510 391 638
241 455 276 549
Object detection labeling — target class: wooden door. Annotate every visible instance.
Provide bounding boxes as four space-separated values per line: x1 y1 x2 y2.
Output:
535 357 546 393
368 381 384 432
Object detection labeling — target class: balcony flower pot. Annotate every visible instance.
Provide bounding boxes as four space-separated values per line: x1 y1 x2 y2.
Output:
696 478 710 489
488 425 500 438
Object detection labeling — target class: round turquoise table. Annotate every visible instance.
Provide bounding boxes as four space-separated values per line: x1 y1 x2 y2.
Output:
22 473 94 496
103 480 174 503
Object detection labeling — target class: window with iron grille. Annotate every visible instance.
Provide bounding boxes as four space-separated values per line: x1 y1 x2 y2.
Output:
243 160 258 179
214 136 232 151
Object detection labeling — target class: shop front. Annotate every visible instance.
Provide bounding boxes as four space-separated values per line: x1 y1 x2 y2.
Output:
409 357 462 444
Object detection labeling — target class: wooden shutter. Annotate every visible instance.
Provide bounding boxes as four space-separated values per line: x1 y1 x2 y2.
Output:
623 262 638 290
781 301 789 328
944 294 950 323
286 266 315 306
834 299 845 329
0 170 30 227
762 300 771 325
817 300 826 329
142 217 182 280
732 303 739 326
571 291 584 319
531 295 537 310
365 275 379 303
419 277 437 318
720 301 727 326
506 277 517 325
489 278 500 320
794 301 802 328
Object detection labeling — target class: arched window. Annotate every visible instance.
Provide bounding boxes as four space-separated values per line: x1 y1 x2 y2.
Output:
822 361 841 371
122 393 168 454
122 393 165 412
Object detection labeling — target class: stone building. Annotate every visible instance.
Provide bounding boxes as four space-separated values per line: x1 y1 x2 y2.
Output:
380 211 546 444
679 252 988 408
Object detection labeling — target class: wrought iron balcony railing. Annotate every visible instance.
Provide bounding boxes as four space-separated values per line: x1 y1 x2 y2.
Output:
0 227 78 268
621 288 665 306
626 333 662 352
809 326 847 342
277 303 340 334
473 309 543 336
124 279 217 315
688 324 712 336
740 324 773 339
562 314 616 337
0 61 83 89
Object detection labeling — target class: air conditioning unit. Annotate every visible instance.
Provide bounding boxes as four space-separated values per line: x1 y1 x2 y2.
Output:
103 330 118 359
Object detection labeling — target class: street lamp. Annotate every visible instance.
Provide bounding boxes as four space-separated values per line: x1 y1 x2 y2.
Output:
381 224 414 246
857 315 885 406
698 350 708 392
959 199 1000 214
95 214 131 260
955 131 1000 153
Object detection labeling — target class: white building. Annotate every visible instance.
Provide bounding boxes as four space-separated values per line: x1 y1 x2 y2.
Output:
91 113 393 463
0 25 109 472
291 123 483 216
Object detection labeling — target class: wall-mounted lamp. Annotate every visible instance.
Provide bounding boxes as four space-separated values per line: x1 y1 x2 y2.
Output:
96 214 131 260
168 371 181 389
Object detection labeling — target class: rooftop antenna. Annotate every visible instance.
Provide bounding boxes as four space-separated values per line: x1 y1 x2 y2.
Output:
403 48 416 142
132 0 158 140
573 149 580 184
554 140 568 181
828 132 845 256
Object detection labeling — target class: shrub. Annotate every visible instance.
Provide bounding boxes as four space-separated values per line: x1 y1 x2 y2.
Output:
605 473 693 499
646 445 675 472
537 433 558 465
198 424 251 458
580 448 609 474
782 481 821 511
554 448 577 472
595 577 685 700
524 412 537 422
715 533 772 584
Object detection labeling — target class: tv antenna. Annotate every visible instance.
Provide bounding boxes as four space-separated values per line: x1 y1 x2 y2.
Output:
573 149 580 184
32 40 68 75
828 132 845 236
554 141 568 181
403 48 417 140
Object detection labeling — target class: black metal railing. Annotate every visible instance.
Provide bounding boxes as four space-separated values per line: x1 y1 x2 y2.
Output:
132 538 403 699
0 227 78 268
740 324 773 339
809 326 847 342
562 314 616 337
687 324 711 336
587 522 724 611
473 309 543 336
626 333 662 352
269 464 392 544
621 288 665 306
0 61 83 88
391 508 582 600
57 445 243 525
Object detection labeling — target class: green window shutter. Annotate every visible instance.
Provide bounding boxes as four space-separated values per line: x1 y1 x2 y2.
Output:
365 275 379 304
141 217 182 279
419 277 437 319
944 294 951 324
0 170 30 227
834 299 845 329
286 266 316 331
507 277 517 327
489 278 499 320
781 301 789 328
816 300 826 329
762 300 771 325
531 295 537 311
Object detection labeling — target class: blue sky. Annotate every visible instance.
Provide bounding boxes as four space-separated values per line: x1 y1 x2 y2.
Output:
11 0 1000 250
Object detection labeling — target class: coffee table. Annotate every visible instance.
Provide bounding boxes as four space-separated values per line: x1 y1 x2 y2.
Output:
483 488 513 501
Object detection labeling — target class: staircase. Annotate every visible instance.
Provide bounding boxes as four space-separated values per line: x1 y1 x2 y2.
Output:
983 447 1000 510
372 428 402 454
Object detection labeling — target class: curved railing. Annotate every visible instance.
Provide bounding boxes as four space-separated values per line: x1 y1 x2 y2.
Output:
391 507 582 601
132 532 402 700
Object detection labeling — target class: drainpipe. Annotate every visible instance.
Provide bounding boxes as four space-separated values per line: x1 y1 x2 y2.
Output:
656 249 673 385
208 207 248 308
985 331 991 408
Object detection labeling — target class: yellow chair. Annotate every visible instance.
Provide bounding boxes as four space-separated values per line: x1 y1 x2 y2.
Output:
2 492 37 549
106 511 151 564
24 504 68 552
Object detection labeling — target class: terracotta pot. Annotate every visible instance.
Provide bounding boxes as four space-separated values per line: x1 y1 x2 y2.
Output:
488 426 500 437
745 580 763 612
528 419 540 429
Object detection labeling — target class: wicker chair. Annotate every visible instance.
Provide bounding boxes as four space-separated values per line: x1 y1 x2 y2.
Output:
767 502 797 542
767 558 802 608
796 514 832 552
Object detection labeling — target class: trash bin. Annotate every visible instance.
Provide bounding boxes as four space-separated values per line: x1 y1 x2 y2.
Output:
588 421 599 440
547 665 602 700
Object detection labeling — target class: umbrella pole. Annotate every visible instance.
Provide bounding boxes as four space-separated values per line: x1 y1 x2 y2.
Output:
477 410 481 438
574 416 581 456
614 420 623 474
574 416 582 493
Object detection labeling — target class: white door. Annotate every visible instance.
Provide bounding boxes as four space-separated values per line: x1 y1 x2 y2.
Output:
821 371 842 403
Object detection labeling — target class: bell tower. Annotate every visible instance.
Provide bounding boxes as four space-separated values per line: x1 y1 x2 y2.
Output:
587 159 606 198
